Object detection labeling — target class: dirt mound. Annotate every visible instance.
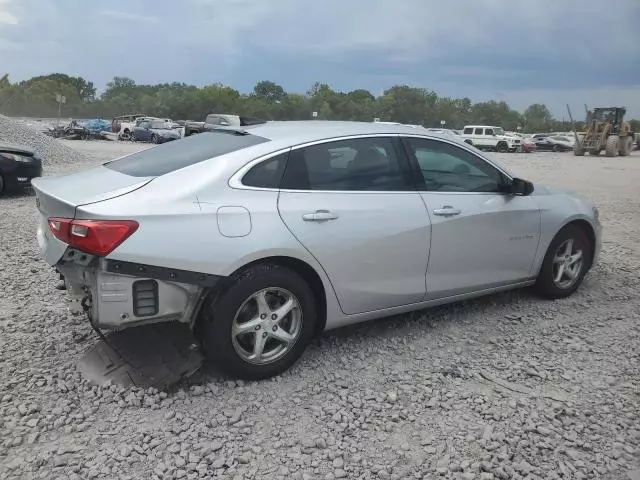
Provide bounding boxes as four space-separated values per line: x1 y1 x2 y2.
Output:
0 115 86 165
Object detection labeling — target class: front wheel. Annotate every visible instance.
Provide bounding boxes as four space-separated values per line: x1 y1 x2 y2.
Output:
151 134 158 144
496 142 508 153
534 225 591 299
197 264 317 380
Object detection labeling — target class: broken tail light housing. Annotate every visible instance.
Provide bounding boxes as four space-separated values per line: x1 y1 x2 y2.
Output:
48 218 139 257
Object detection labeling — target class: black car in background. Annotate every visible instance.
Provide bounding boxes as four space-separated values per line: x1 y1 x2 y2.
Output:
0 143 43 196
533 136 574 152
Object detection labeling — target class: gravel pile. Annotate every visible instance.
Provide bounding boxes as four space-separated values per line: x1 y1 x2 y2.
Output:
0 115 86 166
1 144 639 480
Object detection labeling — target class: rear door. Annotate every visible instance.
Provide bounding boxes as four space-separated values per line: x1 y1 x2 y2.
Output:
473 127 486 148
277 135 431 315
400 135 541 298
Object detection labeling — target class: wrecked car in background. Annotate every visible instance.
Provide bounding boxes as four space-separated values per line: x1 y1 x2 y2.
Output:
132 119 181 144
111 114 145 141
183 113 266 137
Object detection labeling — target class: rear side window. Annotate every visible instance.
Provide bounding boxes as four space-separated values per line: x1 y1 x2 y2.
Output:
474 128 483 135
463 128 473 134
281 136 411 191
242 152 288 188
104 131 269 177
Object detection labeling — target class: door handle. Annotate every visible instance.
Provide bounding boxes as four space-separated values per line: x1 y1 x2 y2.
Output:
433 206 461 217
302 210 339 222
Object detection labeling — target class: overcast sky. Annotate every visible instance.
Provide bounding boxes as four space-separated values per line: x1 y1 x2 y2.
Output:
1 0 639 117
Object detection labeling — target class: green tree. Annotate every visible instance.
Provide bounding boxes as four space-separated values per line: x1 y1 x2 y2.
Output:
523 103 554 132
252 81 286 103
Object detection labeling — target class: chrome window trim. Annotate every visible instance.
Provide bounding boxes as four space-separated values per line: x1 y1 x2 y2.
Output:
228 133 514 195
229 133 414 194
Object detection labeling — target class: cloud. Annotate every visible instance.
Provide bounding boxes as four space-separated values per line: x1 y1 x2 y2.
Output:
0 0 17 26
1 0 639 116
99 10 159 23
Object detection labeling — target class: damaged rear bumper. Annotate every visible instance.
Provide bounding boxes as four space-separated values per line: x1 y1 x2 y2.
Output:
56 250 220 330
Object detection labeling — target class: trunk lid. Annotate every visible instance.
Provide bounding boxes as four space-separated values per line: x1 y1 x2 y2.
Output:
32 165 154 265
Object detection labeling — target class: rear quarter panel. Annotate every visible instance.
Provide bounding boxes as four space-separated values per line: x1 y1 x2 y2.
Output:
75 152 344 329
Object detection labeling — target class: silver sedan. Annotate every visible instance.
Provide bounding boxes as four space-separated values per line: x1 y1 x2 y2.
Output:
32 121 602 380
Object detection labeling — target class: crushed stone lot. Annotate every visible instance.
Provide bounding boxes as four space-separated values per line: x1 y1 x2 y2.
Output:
1 134 640 480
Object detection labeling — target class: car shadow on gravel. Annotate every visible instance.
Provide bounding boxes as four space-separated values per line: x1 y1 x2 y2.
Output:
0 187 36 199
191 287 539 384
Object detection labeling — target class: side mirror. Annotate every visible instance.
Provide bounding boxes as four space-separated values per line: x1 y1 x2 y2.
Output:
508 177 534 196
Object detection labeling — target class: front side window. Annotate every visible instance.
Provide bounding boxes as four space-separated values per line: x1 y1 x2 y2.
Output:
281 137 409 191
484 128 494 136
403 137 506 193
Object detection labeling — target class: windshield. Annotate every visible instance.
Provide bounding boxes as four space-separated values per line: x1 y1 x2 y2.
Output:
150 121 171 129
494 127 505 135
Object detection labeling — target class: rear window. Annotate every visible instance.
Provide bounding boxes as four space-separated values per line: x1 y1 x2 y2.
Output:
103 130 269 177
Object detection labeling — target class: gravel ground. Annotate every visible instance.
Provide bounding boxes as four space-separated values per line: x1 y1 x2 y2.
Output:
1 131 639 480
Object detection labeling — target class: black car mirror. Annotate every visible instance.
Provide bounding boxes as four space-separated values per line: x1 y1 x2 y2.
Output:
508 177 534 196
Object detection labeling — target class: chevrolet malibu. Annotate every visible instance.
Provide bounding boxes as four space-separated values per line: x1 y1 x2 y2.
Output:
32 121 601 380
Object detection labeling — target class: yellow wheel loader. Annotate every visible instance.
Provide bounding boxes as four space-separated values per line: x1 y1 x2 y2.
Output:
570 106 635 157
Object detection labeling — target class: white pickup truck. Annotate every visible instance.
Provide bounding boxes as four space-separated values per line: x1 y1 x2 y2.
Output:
461 125 520 152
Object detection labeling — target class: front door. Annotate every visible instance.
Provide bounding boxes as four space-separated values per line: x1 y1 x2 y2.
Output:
401 136 541 298
278 136 431 315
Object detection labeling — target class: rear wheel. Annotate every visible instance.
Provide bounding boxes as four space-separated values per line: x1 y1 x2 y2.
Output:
605 135 619 157
552 144 560 152
197 264 317 380
619 136 633 156
151 134 158 144
0 175 4 196
534 225 591 299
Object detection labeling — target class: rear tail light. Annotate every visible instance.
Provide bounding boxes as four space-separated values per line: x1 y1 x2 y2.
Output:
48 218 138 257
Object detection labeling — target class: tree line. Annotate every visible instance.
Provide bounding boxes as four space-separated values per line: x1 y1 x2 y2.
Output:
1 73 638 134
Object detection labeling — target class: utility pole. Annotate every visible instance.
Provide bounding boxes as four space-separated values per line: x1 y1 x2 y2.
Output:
55 93 66 127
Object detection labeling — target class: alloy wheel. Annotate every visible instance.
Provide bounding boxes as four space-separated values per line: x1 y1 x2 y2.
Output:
552 238 584 289
231 287 303 365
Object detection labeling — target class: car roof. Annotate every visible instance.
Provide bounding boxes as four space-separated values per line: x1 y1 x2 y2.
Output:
243 120 456 145
0 143 35 156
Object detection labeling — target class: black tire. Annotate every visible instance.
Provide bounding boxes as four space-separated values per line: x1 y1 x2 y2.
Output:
534 224 592 299
605 135 619 157
552 144 560 152
619 136 633 156
197 264 317 380
496 142 508 153
0 175 4 197
464 139 473 145
151 134 158 144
